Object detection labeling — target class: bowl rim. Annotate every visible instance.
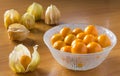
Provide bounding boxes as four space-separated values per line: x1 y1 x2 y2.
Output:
43 23 117 56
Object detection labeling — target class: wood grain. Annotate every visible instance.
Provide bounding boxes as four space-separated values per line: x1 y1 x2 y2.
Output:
0 0 120 76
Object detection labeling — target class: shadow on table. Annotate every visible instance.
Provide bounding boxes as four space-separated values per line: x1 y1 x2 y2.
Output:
13 38 37 46
46 56 120 76
14 68 48 76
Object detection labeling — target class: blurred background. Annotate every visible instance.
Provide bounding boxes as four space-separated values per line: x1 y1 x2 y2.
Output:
1 0 120 28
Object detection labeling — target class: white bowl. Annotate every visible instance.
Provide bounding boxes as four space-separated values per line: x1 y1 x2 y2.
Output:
43 24 117 71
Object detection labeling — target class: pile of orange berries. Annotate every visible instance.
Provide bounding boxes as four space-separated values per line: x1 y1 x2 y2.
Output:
50 25 111 54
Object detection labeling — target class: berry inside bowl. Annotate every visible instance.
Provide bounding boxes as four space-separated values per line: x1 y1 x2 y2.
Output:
43 24 117 71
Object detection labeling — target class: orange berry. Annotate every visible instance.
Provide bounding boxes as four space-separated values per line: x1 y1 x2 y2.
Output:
71 42 87 54
20 55 31 69
87 42 102 53
53 40 66 50
51 33 64 45
60 46 71 53
72 28 83 35
98 34 111 48
64 34 76 45
83 34 95 44
60 27 72 37
76 32 86 40
95 36 98 42
84 25 98 36
71 39 83 46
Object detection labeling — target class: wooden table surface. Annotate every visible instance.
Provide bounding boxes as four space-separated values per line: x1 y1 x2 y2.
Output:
0 0 120 76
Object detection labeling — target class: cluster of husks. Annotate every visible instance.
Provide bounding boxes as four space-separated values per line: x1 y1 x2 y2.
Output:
4 2 60 73
4 2 61 41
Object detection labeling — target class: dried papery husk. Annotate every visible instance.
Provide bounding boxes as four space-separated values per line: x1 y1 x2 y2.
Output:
4 9 20 29
7 23 30 41
21 13 35 29
45 4 61 25
9 44 40 73
27 2 44 21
